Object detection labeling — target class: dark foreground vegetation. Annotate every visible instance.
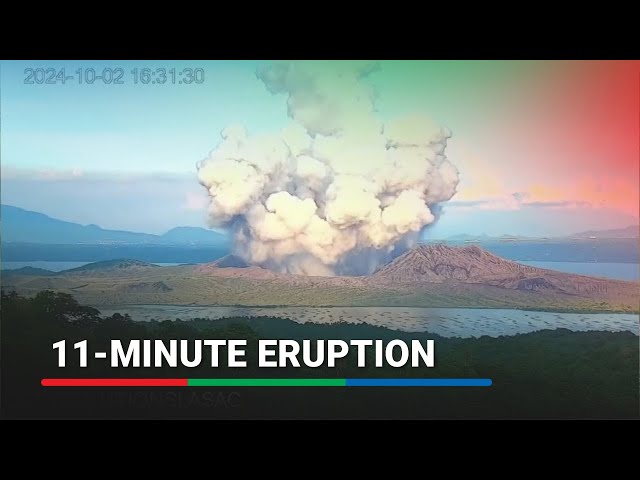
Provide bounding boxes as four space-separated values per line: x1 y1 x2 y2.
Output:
2 291 638 419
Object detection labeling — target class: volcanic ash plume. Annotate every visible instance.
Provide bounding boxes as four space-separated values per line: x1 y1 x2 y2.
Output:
197 61 460 276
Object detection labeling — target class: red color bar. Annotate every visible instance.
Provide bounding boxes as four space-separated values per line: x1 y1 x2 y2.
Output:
41 378 188 387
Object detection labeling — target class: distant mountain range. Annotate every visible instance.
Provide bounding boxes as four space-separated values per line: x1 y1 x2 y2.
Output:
570 225 639 239
2 203 637 253
445 226 639 241
1 205 230 245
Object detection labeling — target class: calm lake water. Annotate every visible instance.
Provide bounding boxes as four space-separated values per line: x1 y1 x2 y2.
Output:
518 261 639 281
1 261 182 271
95 305 639 338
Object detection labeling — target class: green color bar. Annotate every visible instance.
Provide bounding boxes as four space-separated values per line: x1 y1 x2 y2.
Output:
187 378 346 387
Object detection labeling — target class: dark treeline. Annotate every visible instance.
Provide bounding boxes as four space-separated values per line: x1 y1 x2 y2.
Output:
2 290 638 419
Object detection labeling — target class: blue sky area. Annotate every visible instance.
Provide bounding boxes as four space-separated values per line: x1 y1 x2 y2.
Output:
1 60 637 237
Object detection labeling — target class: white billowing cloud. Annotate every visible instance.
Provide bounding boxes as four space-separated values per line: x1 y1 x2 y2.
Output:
281 123 312 157
385 114 446 148
197 61 460 275
324 175 381 229
382 190 434 234
295 155 328 195
265 191 317 234
257 61 380 137
183 190 209 211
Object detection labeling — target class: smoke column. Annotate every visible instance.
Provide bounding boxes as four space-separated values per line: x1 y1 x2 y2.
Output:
197 61 459 276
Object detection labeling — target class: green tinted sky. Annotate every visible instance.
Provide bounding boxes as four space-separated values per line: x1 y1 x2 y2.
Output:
1 60 637 236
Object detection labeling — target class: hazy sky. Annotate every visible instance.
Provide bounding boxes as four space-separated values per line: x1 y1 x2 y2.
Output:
1 60 638 237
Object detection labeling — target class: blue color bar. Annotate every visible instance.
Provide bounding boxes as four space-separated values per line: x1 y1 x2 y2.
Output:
345 378 492 387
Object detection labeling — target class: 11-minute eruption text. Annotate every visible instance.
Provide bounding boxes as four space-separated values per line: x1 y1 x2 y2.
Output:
52 339 435 369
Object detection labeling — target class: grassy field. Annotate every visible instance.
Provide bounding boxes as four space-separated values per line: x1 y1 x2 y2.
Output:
3 263 639 313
